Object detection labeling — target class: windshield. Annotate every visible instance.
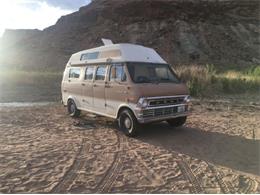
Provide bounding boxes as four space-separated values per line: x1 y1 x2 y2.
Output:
126 63 180 84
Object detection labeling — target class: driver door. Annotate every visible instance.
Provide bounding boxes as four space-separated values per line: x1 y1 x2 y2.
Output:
105 64 128 116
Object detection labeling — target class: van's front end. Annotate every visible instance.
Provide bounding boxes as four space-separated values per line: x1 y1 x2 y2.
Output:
125 62 191 124
134 95 190 124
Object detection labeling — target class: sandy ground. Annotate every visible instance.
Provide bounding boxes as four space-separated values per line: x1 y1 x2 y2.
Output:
0 101 259 193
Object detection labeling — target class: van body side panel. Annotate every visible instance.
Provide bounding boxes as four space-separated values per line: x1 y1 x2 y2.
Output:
82 80 94 108
64 81 82 107
105 64 130 116
105 82 128 116
92 65 108 112
93 81 106 111
62 67 84 108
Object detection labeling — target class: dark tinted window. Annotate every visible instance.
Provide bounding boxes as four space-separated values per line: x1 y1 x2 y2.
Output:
69 67 81 79
127 63 180 84
81 52 99 61
110 64 126 82
85 66 94 80
95 66 107 81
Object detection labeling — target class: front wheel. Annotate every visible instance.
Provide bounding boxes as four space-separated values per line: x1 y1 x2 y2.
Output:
67 99 81 117
167 116 187 127
118 109 139 137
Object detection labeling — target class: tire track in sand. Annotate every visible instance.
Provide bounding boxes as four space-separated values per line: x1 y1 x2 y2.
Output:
177 157 204 193
155 138 204 193
51 138 89 193
208 163 258 193
238 178 258 193
207 163 232 193
95 130 128 193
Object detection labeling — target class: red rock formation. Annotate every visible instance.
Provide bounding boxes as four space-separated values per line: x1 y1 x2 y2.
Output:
0 0 259 70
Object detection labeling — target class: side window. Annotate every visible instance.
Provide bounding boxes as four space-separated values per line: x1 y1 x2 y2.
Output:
81 52 99 61
95 66 107 81
69 67 81 79
85 66 94 80
110 64 126 82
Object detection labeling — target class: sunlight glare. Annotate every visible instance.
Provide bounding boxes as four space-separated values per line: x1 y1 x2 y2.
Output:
0 0 72 37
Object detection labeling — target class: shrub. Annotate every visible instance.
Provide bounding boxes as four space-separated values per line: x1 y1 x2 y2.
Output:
246 65 260 77
175 64 260 97
220 77 260 93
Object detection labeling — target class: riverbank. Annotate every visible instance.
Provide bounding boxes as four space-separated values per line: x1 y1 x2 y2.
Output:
0 70 62 102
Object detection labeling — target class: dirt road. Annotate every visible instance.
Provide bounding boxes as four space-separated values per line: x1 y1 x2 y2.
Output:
0 101 259 193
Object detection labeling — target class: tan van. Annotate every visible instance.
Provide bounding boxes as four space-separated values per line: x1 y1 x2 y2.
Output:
61 40 190 136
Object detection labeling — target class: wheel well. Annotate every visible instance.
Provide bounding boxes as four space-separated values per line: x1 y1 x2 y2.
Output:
67 98 77 107
117 106 135 119
67 98 73 104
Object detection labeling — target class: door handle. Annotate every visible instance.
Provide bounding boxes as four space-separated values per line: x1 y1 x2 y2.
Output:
93 84 97 87
105 85 111 88
81 83 86 86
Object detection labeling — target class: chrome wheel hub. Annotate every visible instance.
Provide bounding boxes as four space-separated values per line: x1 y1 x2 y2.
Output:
124 117 132 129
70 104 75 113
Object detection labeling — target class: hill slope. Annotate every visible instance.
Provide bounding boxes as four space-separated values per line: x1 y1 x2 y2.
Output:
0 0 259 70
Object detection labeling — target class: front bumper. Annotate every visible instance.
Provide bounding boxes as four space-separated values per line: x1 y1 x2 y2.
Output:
134 104 190 124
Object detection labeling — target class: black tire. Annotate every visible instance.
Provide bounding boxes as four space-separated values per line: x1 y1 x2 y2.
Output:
118 109 139 137
67 99 81 117
167 116 187 127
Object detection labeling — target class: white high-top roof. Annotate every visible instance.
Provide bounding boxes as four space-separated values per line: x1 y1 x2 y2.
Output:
68 43 167 66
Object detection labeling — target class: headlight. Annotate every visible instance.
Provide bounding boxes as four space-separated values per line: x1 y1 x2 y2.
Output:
137 98 148 108
184 95 191 103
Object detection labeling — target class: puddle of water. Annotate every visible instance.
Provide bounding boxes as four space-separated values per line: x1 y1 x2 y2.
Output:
0 102 54 108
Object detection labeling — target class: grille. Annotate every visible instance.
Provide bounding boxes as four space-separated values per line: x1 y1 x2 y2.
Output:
142 106 187 118
148 97 185 107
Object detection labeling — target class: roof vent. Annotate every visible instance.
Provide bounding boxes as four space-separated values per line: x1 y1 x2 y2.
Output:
102 38 113 46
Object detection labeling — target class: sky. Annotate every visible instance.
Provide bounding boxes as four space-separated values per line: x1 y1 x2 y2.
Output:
0 0 91 37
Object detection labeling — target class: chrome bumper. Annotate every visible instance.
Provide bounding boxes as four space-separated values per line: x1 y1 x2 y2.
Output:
134 104 190 124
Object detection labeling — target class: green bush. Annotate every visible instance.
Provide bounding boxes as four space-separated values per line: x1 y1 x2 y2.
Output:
220 77 260 93
175 65 260 97
187 78 203 97
205 64 216 75
246 65 260 77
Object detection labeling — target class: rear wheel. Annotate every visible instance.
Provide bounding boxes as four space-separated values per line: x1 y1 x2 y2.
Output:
67 99 81 117
167 116 187 127
118 109 139 137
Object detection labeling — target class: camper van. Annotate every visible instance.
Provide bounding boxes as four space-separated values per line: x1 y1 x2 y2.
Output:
61 40 190 136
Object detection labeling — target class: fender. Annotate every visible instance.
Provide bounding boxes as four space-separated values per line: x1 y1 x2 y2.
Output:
116 103 138 119
66 95 81 108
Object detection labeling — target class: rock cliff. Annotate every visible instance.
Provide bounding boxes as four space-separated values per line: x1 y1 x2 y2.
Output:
0 0 259 70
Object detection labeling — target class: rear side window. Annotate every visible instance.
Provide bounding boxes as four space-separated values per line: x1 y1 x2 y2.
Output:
95 66 107 81
110 64 126 82
85 66 95 80
69 67 81 79
81 52 99 61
